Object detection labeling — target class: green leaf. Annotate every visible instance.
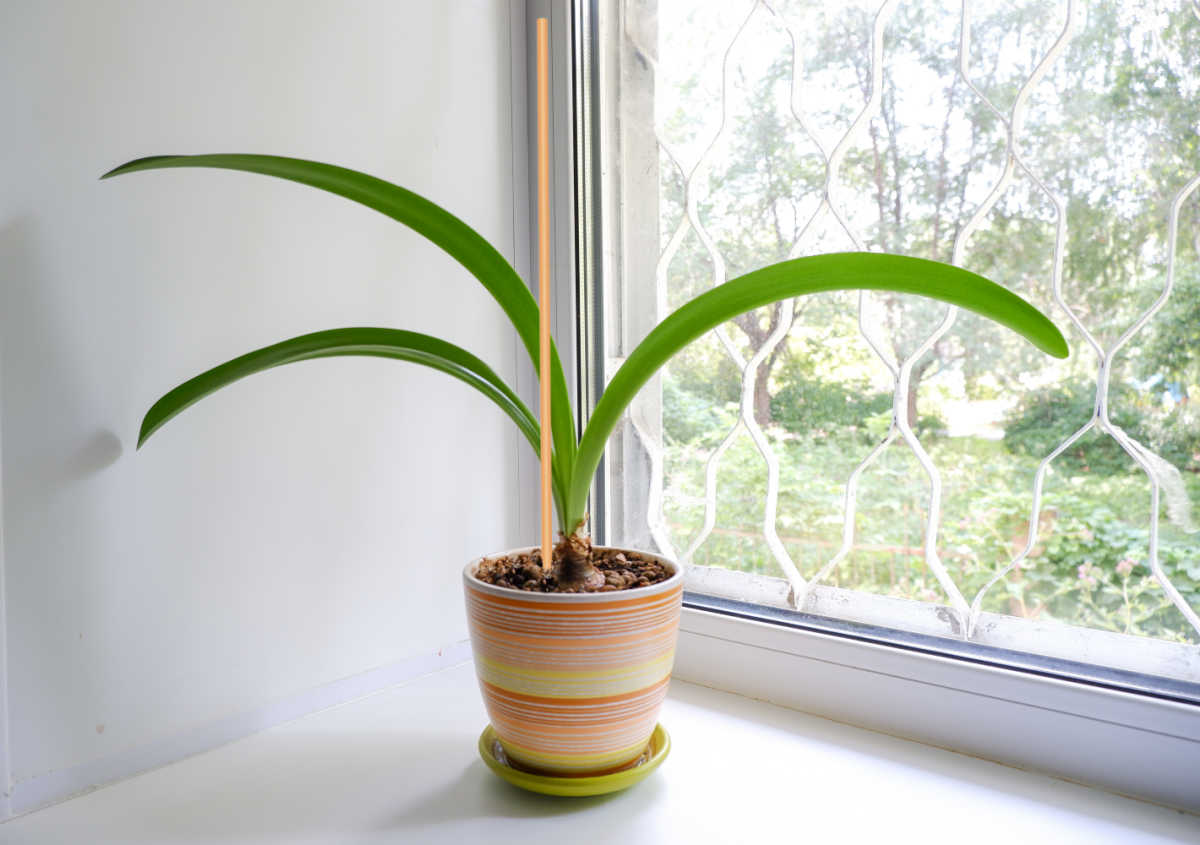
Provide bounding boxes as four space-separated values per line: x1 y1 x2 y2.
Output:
566 253 1069 527
138 327 568 525
103 154 577 502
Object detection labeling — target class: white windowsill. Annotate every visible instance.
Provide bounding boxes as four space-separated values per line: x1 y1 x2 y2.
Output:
3 661 1194 843
676 606 1200 813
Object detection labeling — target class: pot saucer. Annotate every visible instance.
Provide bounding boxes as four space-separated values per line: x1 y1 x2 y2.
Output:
477 723 670 797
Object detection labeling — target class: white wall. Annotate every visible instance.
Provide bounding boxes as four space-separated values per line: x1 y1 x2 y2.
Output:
0 0 530 815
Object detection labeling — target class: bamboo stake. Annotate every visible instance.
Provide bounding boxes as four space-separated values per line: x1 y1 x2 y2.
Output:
537 17 553 573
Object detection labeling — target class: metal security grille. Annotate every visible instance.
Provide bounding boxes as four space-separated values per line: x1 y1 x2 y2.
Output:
595 0 1200 680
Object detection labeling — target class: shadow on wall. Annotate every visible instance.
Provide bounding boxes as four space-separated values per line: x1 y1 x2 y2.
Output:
0 218 124 495
0 216 125 781
58 430 123 485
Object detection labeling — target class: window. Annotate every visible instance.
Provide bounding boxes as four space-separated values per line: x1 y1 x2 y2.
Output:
584 0 1200 699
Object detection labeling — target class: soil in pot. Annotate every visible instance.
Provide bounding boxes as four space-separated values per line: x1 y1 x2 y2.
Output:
475 540 671 593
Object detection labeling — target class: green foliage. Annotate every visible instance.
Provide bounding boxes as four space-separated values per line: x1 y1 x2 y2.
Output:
664 336 741 407
107 156 1067 538
663 374 735 445
134 327 562 526
647 0 1198 646
1003 381 1139 475
571 252 1067 525
1141 403 1200 474
1028 493 1200 641
770 376 890 437
103 153 579 500
1003 380 1200 475
1140 269 1200 388
664 429 1199 644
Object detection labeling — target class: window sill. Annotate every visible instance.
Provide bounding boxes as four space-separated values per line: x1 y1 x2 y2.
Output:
3 661 1194 842
675 602 1200 814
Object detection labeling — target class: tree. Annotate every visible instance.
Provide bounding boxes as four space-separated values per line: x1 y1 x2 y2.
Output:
656 0 1199 442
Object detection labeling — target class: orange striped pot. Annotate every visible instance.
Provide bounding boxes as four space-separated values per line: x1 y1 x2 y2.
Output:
463 547 683 777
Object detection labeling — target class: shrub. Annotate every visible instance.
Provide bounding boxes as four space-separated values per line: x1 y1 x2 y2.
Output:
1142 401 1200 473
1004 381 1142 474
663 374 736 444
771 376 891 436
1003 380 1200 475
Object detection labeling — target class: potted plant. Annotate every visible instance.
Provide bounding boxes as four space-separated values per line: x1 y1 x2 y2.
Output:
104 154 1068 791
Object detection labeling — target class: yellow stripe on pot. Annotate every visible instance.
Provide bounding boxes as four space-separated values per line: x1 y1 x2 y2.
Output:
474 654 676 698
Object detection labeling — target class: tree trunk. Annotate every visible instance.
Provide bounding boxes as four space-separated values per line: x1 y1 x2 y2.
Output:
754 360 772 427
906 379 920 428
734 305 791 429
931 80 958 262
906 357 934 427
753 345 786 427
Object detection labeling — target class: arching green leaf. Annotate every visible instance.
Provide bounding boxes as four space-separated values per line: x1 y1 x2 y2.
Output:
104 154 577 495
566 252 1069 528
138 327 568 526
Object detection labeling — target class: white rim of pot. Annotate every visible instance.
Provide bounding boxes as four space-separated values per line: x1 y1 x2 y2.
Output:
463 545 683 603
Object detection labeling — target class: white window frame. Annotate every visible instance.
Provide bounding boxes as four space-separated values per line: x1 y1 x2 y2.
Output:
523 0 1200 813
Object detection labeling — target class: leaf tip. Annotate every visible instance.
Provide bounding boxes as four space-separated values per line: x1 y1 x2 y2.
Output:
1041 325 1070 359
137 417 157 449
100 155 183 181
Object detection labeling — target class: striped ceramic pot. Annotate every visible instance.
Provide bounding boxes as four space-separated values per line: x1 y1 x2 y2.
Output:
463 547 683 776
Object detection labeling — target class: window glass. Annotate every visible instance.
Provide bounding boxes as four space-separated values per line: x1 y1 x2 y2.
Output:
595 0 1200 685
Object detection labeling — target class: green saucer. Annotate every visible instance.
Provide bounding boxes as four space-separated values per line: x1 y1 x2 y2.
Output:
477 724 670 797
